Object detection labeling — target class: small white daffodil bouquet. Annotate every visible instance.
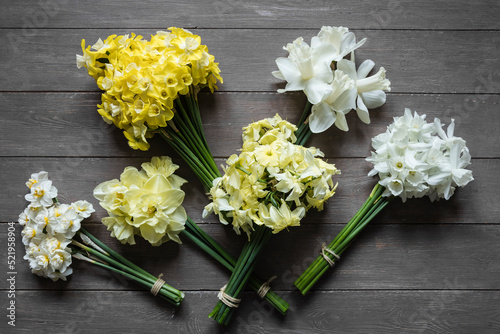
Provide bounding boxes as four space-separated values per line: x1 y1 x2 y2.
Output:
273 26 391 145
77 28 222 190
19 171 184 306
295 109 474 294
204 114 340 325
94 156 290 314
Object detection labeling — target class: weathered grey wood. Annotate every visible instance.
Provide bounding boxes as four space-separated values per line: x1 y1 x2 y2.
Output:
1 92 498 158
2 29 499 93
2 222 499 291
1 290 499 333
2 0 499 30
1 2 499 333
1 157 495 224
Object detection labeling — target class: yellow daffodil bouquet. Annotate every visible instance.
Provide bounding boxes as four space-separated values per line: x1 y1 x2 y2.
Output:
19 171 184 306
204 114 340 325
94 156 290 313
77 28 222 190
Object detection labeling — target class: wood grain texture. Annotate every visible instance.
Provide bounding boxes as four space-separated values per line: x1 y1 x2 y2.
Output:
1 157 496 224
1 92 498 158
2 29 500 93
1 290 499 333
1 1 499 333
2 0 499 30
1 223 499 292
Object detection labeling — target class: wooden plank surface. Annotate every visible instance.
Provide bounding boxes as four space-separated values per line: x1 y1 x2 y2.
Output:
1 291 499 334
1 92 498 158
1 223 499 291
1 1 499 333
2 0 499 30
1 29 500 94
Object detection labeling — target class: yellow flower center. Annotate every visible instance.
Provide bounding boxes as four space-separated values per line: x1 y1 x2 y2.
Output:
44 216 49 227
166 77 177 87
34 187 45 198
28 178 37 188
147 206 157 215
396 162 403 168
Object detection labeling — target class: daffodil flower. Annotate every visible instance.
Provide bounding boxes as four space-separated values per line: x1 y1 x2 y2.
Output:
337 59 391 124
272 37 336 104
309 69 357 132
310 26 366 62
25 180 57 208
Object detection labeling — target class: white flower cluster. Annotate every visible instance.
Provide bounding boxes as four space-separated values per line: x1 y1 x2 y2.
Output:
366 109 474 202
203 114 340 238
19 172 95 281
272 26 391 133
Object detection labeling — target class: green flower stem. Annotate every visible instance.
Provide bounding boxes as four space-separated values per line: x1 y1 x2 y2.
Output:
159 129 213 190
209 225 273 325
71 234 184 304
175 97 220 178
182 218 289 315
171 117 219 181
294 184 392 295
76 253 182 306
295 102 312 146
79 227 149 277
71 240 181 301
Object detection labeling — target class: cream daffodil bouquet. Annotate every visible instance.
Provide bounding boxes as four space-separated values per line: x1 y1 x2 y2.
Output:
205 114 340 325
94 156 187 246
19 171 184 306
295 109 474 294
77 28 222 190
273 26 391 145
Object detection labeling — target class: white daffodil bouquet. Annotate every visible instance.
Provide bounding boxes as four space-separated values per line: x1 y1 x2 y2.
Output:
295 109 474 294
273 26 391 145
19 171 184 306
205 114 340 325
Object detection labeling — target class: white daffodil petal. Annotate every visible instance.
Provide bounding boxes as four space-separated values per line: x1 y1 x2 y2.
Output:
332 86 357 111
335 111 349 131
337 59 357 80
360 90 386 109
309 103 336 133
304 78 332 104
356 95 371 124
275 57 301 83
357 59 376 79
272 70 285 80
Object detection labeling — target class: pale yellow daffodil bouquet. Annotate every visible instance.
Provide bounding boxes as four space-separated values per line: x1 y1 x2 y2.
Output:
204 114 340 324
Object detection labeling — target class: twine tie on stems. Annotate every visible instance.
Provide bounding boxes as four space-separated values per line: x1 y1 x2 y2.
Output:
257 276 277 299
217 284 241 308
151 273 166 296
321 243 340 267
